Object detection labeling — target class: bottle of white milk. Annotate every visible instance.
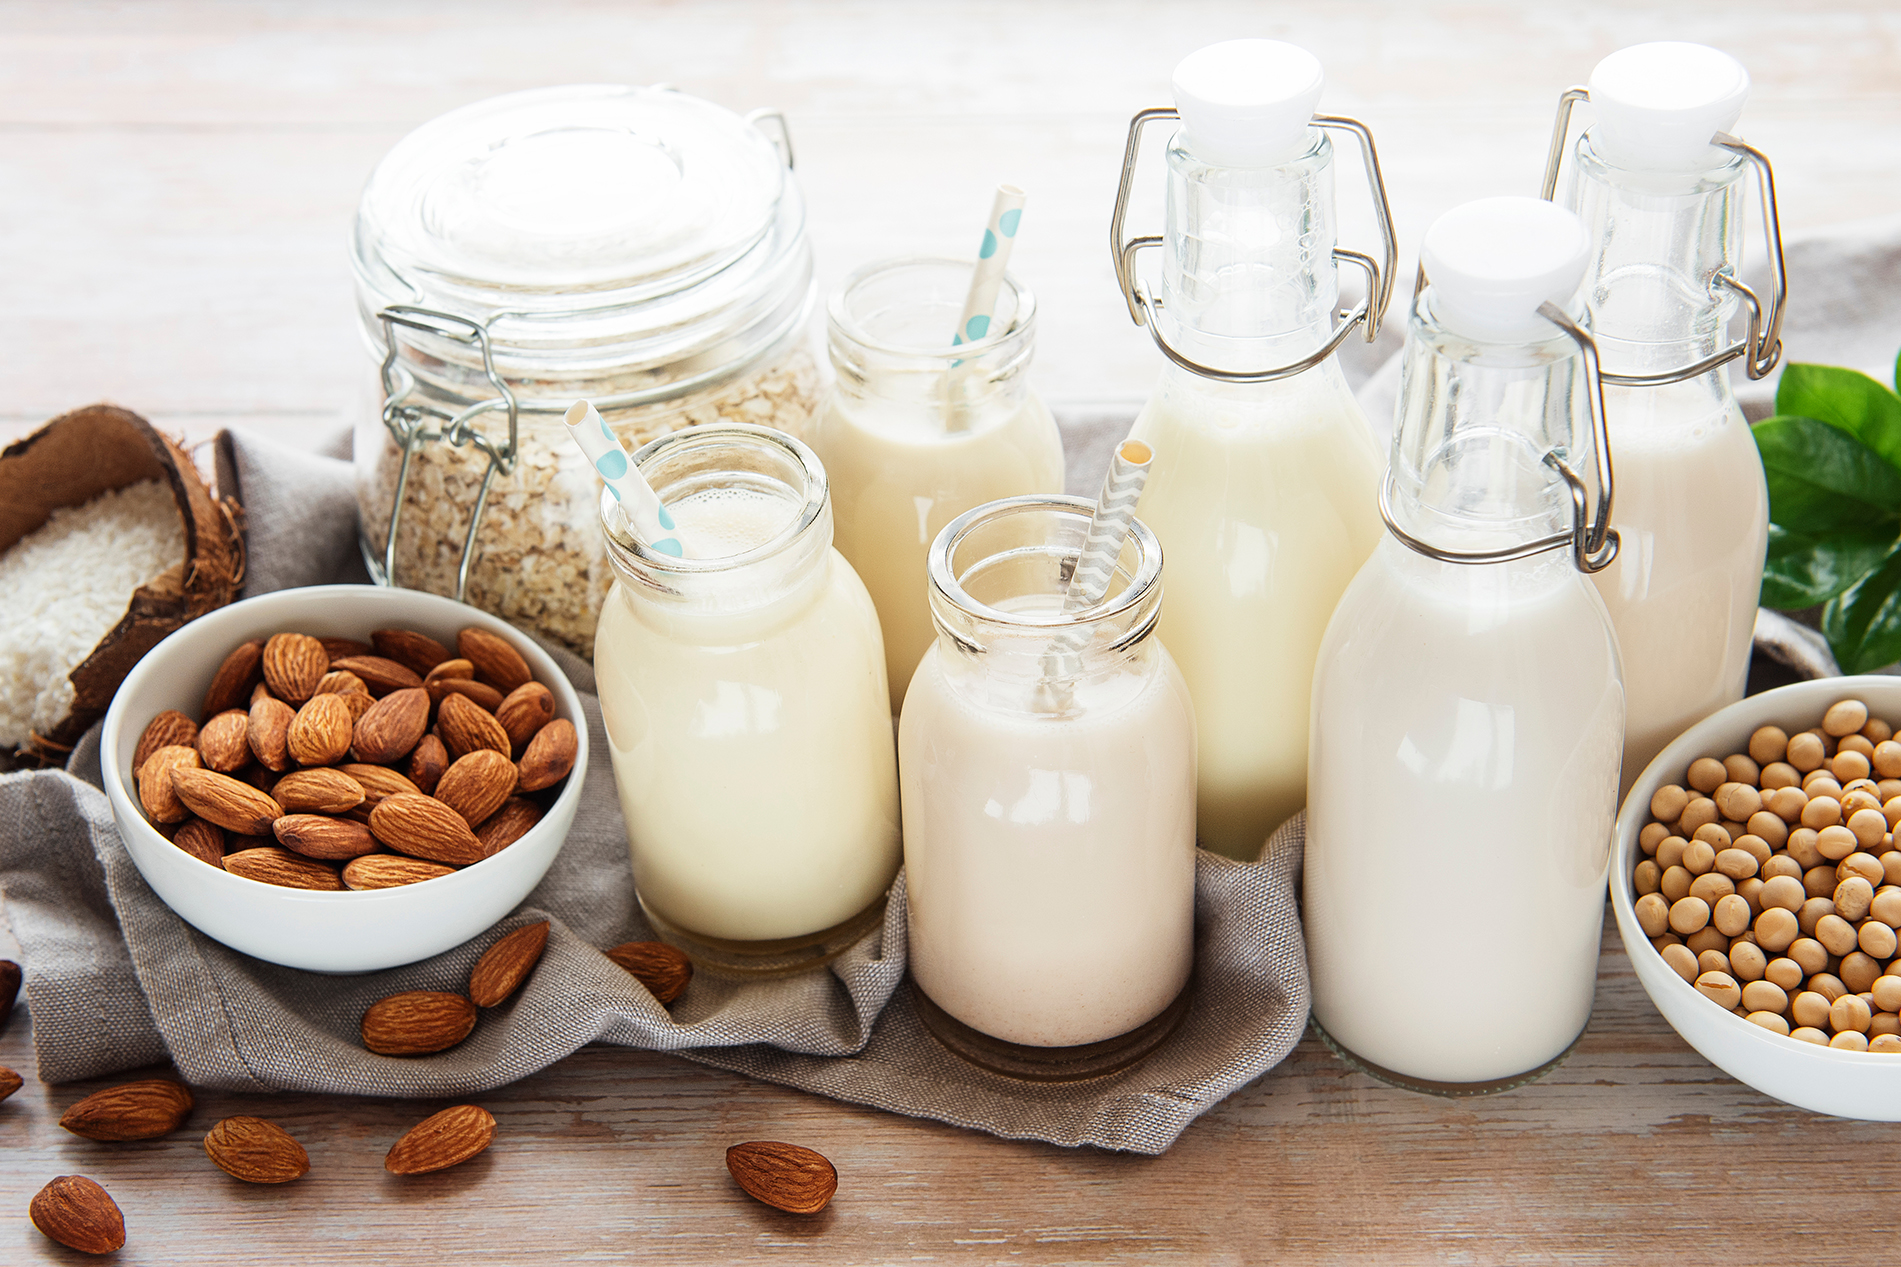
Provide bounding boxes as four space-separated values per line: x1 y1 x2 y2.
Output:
811 258 1065 713
1548 43 1777 790
593 424 901 976
1114 40 1393 859
1305 198 1627 1091
898 495 1196 1078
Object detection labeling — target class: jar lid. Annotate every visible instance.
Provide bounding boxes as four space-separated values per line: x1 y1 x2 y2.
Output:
353 84 812 403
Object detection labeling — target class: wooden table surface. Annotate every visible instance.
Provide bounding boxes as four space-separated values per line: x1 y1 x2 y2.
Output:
3 2 1900 1262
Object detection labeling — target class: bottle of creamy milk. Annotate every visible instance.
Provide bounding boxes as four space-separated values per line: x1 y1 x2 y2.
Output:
1112 40 1395 860
1305 198 1627 1091
593 424 901 975
1547 43 1779 790
811 257 1065 714
898 495 1196 1078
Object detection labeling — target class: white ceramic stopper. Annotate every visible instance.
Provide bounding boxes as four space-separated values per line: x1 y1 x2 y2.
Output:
1172 39 1324 168
1421 197 1591 344
1587 42 1749 172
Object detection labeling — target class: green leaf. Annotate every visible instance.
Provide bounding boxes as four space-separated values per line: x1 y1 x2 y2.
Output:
1761 522 1899 609
1822 541 1901 672
1752 414 1901 535
1775 363 1901 470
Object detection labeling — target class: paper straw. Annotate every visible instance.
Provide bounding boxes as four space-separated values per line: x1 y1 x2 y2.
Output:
1064 440 1154 610
952 184 1027 349
563 400 684 557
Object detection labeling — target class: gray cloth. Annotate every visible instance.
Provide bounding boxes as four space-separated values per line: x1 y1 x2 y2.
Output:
0 430 1310 1155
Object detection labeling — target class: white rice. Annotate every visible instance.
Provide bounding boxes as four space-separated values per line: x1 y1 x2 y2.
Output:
0 480 185 747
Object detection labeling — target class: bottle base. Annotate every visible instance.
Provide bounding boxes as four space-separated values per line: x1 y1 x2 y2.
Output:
911 978 1193 1082
1311 1016 1583 1097
640 892 889 980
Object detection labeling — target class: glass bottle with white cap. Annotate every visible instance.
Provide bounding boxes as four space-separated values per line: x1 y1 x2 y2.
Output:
1541 42 1783 788
1304 197 1627 1093
1108 40 1399 860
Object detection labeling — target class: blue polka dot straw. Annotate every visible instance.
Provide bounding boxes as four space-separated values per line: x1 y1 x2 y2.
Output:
563 401 683 557
953 184 1026 353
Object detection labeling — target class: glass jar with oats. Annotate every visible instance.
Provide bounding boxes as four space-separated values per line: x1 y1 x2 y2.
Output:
350 84 822 658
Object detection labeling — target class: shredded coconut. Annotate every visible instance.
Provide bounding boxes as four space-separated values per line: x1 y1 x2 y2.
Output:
0 480 184 746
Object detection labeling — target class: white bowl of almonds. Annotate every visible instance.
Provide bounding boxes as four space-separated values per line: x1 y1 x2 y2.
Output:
99 584 586 972
1611 675 1901 1119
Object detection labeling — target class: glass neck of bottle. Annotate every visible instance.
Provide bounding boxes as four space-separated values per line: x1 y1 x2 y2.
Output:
1565 131 1748 380
1159 127 1338 374
1387 291 1601 559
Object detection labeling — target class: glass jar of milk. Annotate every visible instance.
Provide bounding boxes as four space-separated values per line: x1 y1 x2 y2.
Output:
809 258 1065 714
594 424 901 975
1305 199 1626 1093
899 495 1196 1079
1111 41 1396 860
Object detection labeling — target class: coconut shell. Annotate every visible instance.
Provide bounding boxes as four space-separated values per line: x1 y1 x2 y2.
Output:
2 404 244 766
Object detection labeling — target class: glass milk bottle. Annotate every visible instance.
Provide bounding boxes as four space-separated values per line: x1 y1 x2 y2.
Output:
1111 40 1396 859
899 496 1196 1078
810 258 1064 713
594 424 901 975
1543 43 1781 788
1305 199 1627 1092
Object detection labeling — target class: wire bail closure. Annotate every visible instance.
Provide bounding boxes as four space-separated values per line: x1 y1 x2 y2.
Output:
1538 85 1787 385
1109 107 1398 384
1379 298 1621 576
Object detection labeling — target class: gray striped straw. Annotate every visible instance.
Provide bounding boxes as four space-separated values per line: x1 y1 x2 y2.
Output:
1064 439 1154 610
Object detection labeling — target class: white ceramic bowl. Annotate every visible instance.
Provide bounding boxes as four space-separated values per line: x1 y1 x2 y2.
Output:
1611 674 1901 1119
100 584 587 973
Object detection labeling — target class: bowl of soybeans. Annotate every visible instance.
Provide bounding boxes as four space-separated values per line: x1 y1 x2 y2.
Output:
1611 675 1901 1119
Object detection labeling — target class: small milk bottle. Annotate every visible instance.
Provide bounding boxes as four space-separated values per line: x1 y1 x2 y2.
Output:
1545 42 1781 788
593 424 901 975
811 258 1065 713
1305 198 1627 1092
898 495 1196 1078
1111 40 1395 859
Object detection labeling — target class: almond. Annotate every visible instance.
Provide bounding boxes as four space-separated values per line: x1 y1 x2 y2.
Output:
0 958 19 1031
605 941 692 1004
496 681 556 754
373 628 452 677
247 694 294 771
518 718 579 792
172 767 282 834
340 690 375 723
341 854 457 890
360 990 477 1056
203 1116 310 1184
338 763 420 806
238 763 280 795
385 1104 496 1174
423 657 474 684
224 846 344 890
59 1078 194 1141
30 1175 125 1254
438 692 511 760
273 814 378 861
138 744 202 824
320 636 373 661
725 1140 838 1215
475 797 542 856
315 668 368 696
172 818 226 868
407 733 449 794
262 632 329 704
286 693 353 766
434 750 518 828
202 639 265 717
134 709 198 773
329 654 424 696
468 921 550 1007
195 709 252 773
427 676 506 712
458 626 533 692
273 768 366 814
0 1064 22 1101
352 687 430 765
369 793 486 866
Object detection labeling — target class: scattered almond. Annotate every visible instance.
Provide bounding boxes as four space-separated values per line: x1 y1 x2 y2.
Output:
518 719 579 792
605 941 692 1004
360 991 477 1056
172 818 226 868
0 1064 24 1101
438 692 511 760
138 745 202 824
262 632 329 704
341 854 457 890
434 750 518 828
172 767 282 835
224 846 345 890
496 681 555 754
725 1140 838 1215
273 814 378 861
407 733 449 794
427 676 506 711
0 959 19 1031
315 668 368 697
273 768 366 815
329 654 424 696
469 922 551 1007
202 639 265 717
203 1116 310 1184
369 793 486 866
134 709 198 773
59 1078 194 1141
373 628 452 677
386 1104 496 1175
30 1175 125 1254
458 626 533 693
247 694 294 771
352 687 430 765
476 797 542 856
